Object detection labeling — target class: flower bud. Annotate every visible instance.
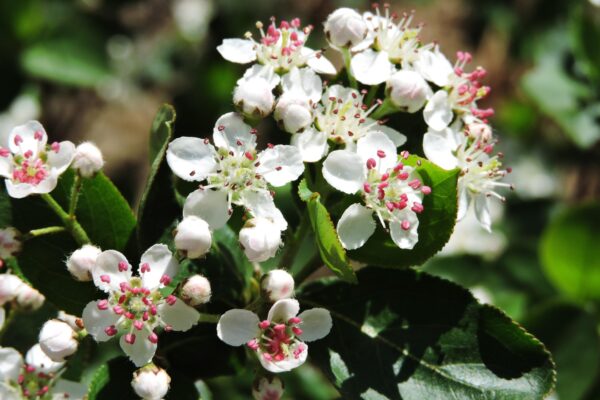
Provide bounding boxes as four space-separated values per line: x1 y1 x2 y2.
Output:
386 70 432 113
324 8 368 49
468 122 492 142
0 227 21 263
252 375 285 400
239 218 282 262
72 142 104 178
174 216 212 259
0 273 24 305
14 283 45 311
180 274 211 306
66 244 101 281
234 77 274 118
261 269 294 302
274 92 313 134
131 365 171 400
58 311 84 331
39 319 79 362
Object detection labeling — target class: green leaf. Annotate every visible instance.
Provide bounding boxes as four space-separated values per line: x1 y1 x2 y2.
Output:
571 5 600 85
348 156 460 268
86 364 109 400
299 268 555 400
298 179 357 283
540 202 600 301
523 301 600 400
137 104 181 250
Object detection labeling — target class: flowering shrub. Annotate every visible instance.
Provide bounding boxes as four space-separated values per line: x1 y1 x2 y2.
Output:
0 4 556 400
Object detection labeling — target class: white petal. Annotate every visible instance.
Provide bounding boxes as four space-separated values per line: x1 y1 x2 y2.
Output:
257 145 304 187
267 299 300 323
336 203 376 250
291 129 329 163
281 67 323 103
212 112 256 151
0 155 13 179
140 244 179 290
240 190 287 231
217 38 256 64
457 186 469 221
183 189 230 230
356 131 397 171
217 309 260 346
5 180 35 199
258 342 308 373
423 91 453 131
8 120 46 156
31 175 59 195
414 46 454 87
92 250 132 293
51 379 88 400
474 194 492 232
82 300 121 342
322 150 365 194
158 298 199 332
26 344 64 374
0 383 21 400
298 308 332 342
350 49 394 85
240 64 280 89
303 48 337 75
422 128 460 170
366 121 406 147
166 137 217 181
0 347 23 382
47 141 75 174
390 211 420 249
120 330 157 367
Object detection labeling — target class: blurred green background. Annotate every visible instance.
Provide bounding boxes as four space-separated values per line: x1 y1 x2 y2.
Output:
0 0 599 398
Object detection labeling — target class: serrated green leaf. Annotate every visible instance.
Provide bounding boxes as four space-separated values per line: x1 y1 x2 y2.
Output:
300 268 555 400
298 179 356 283
348 156 459 268
86 364 109 400
137 104 181 251
540 202 600 301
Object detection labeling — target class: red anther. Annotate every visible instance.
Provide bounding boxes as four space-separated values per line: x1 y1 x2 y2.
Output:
18 375 24 384
164 325 173 332
125 312 135 320
51 142 60 152
13 135 23 146
166 295 177 306
263 353 273 361
119 261 129 272
377 150 386 158
160 274 172 286
381 173 389 181
244 151 254 161
400 150 410 159
290 31 298 41
120 282 129 292
34 130 43 140
134 320 144 330
408 179 421 189
275 166 282 171
100 274 111 283
259 320 271 329
274 324 286 331
148 332 158 344
131 287 141 295
113 305 124 315
37 386 49 396
23 150 33 158
332 109 339 114
97 300 109 310
377 189 385 200
401 220 411 230
267 143 274 148
142 297 150 305
26 365 36 373
291 18 301 28
393 163 404 172
0 148 9 157
124 333 136 344
454 67 463 76
246 339 259 351
400 193 408 202
288 317 302 324
464 52 472 63
118 295 126 304
140 263 150 273
506 167 513 173
386 202 395 212
378 182 389 190
282 47 292 56
104 325 118 336
411 202 424 213
398 172 409 180
292 327 303 335
421 186 432 195
483 145 493 154
217 125 225 131
280 20 290 30
366 158 377 169
143 311 149 321
363 183 372 193
396 201 407 210
203 138 210 144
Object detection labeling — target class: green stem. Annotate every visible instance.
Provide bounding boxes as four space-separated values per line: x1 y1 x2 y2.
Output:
68 174 83 218
365 84 379 107
41 194 91 246
370 97 397 120
294 253 322 284
342 48 358 89
24 226 66 240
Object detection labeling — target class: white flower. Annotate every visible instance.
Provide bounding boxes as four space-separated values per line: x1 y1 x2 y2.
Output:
413 45 454 87
180 274 211 306
167 112 304 233
66 244 101 281
0 273 45 311
0 121 75 198
217 18 336 76
39 319 79 362
275 67 323 135
0 344 87 400
423 122 511 231
233 71 276 119
0 227 21 265
0 274 24 306
131 365 171 400
350 6 425 85
82 244 200 367
217 299 332 373
252 375 284 400
386 70 432 113
324 8 368 49
323 132 430 250
261 269 294 302
239 217 282 262
174 216 212 259
72 141 104 178
422 51 493 131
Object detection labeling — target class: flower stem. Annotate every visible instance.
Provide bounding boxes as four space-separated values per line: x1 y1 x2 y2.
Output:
24 226 66 240
68 174 83 218
365 84 379 107
41 194 91 246
369 97 397 120
342 48 358 89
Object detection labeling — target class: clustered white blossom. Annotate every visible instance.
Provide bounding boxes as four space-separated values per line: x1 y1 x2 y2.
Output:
0 227 21 269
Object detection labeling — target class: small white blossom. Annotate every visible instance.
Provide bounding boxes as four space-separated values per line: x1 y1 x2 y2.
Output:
0 121 75 198
233 69 277 119
413 45 454 87
0 274 23 306
275 91 313 134
323 132 430 250
252 375 284 400
57 310 84 331
66 244 101 281
72 141 104 178
39 319 79 362
180 274 211 306
131 365 171 400
174 216 212 259
0 227 21 266
166 112 304 233
261 269 294 302
324 8 368 49
217 299 332 373
0 273 45 311
239 218 282 262
386 70 432 113
82 244 200 367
